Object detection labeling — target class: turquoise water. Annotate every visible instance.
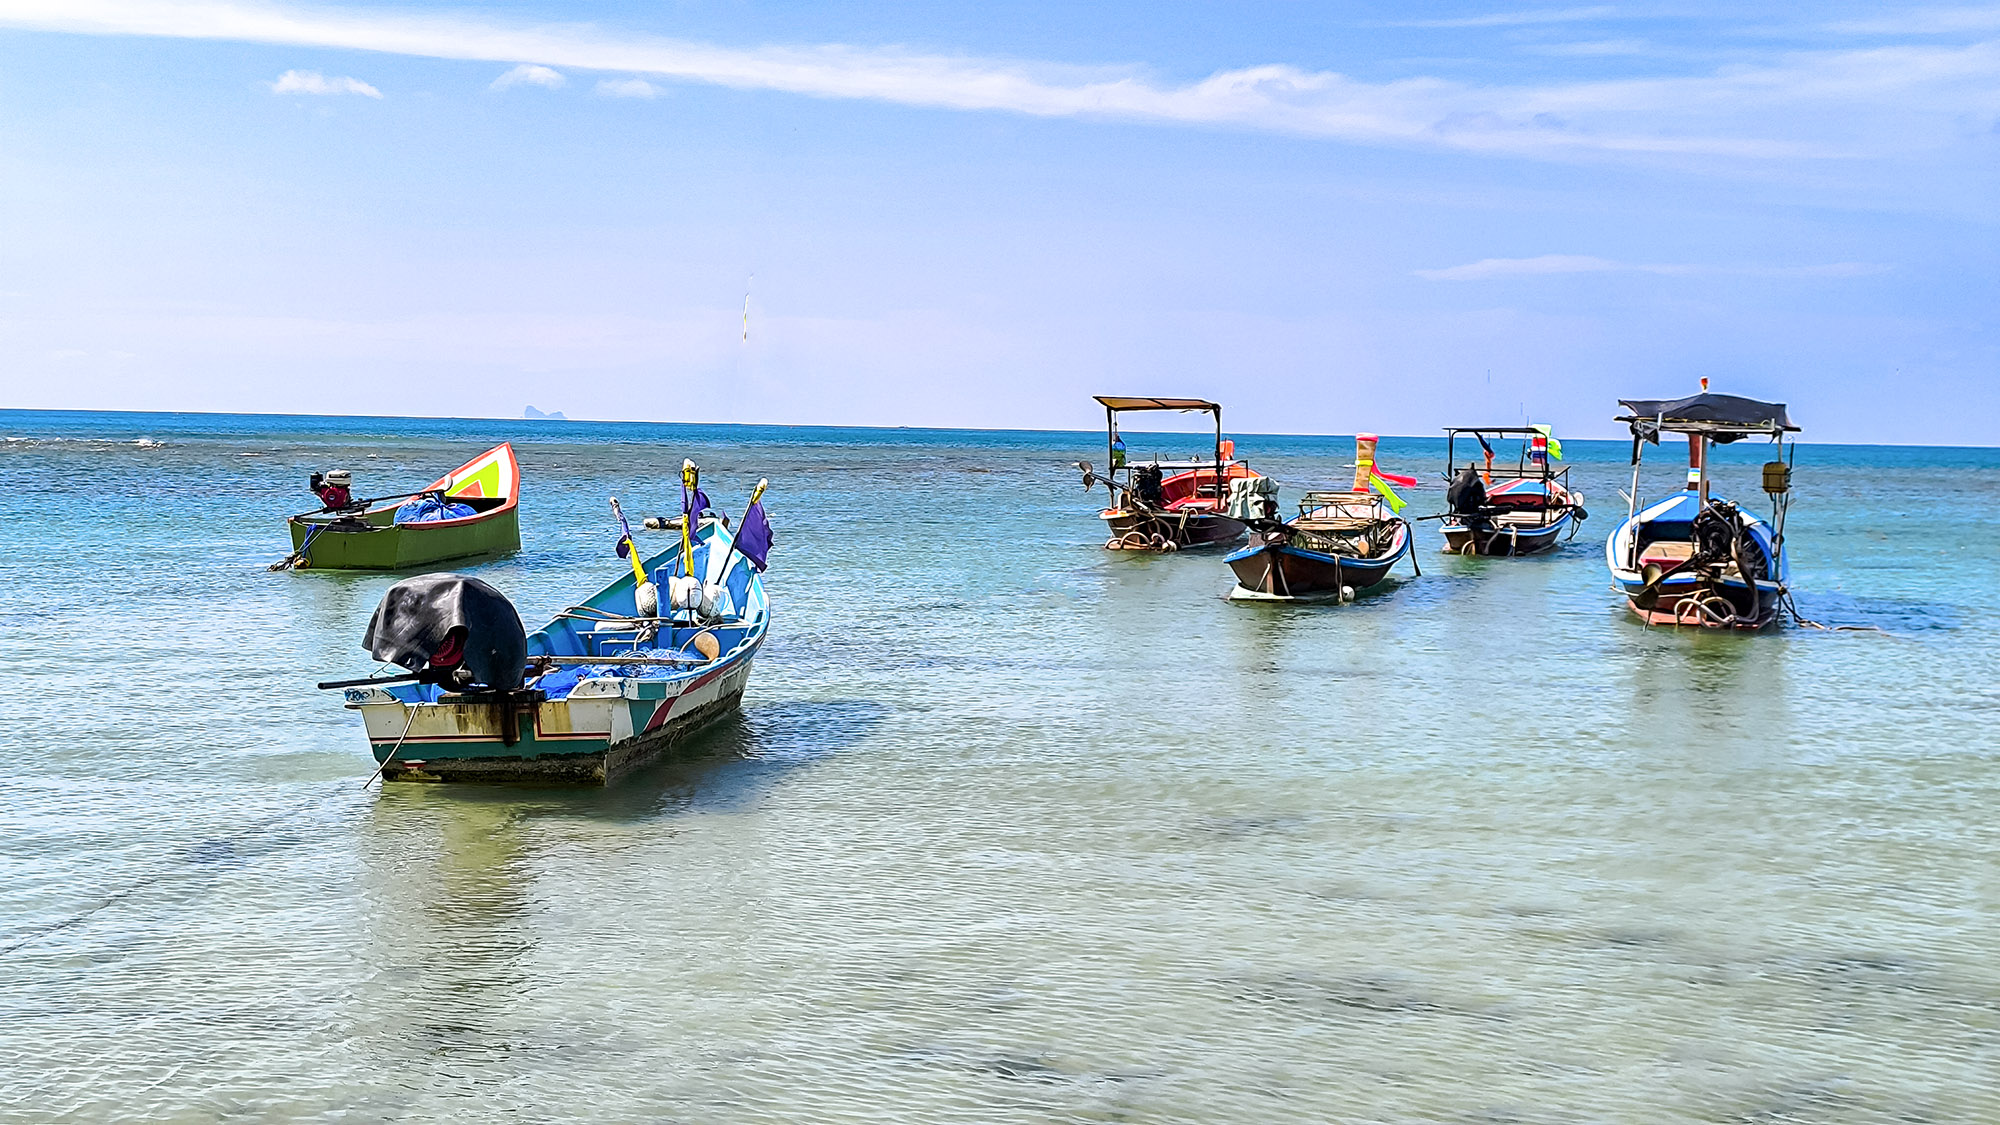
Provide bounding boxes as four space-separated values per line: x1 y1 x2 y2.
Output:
2 409 1996 1122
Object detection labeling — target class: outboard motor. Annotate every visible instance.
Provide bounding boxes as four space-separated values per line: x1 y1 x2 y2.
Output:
1690 501 1740 569
362 573 527 692
1134 465 1166 509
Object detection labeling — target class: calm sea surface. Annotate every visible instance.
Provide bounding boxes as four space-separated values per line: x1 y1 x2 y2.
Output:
1 409 1996 1123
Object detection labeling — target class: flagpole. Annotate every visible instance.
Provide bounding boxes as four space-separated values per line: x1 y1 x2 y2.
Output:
712 478 769 584
609 496 661 620
679 459 698 580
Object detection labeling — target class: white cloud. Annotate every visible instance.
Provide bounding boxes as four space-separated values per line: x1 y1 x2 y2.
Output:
596 77 659 98
1416 254 1887 280
269 68 381 98
1382 6 1620 29
2 0 1997 163
490 63 564 90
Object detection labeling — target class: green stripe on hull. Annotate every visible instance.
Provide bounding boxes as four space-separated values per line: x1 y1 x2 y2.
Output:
377 690 745 784
289 509 520 570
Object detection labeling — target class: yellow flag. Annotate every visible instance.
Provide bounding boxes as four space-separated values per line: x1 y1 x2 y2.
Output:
1368 471 1407 514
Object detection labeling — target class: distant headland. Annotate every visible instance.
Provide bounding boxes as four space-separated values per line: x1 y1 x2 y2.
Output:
523 405 568 420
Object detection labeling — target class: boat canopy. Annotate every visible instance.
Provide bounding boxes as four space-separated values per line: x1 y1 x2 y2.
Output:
1442 426 1546 436
1094 396 1220 414
1617 393 1799 443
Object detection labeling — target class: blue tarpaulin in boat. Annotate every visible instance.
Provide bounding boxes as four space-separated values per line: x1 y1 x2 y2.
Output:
531 645 713 699
395 494 477 524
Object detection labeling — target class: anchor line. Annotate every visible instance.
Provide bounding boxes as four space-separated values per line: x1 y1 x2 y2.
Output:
0 783 356 958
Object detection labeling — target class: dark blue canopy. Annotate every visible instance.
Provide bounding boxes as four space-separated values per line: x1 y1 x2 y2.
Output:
1617 393 1798 443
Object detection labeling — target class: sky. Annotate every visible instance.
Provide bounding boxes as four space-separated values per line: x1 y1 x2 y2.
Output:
0 1 1994 441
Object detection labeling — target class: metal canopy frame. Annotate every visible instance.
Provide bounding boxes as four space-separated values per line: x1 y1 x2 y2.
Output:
1095 395 1225 506
1441 426 1564 486
1614 417 1799 438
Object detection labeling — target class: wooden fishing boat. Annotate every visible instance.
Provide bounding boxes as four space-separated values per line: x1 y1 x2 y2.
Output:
284 443 520 570
1605 390 1799 629
1077 396 1265 552
1225 491 1413 601
1437 427 1586 556
331 504 770 784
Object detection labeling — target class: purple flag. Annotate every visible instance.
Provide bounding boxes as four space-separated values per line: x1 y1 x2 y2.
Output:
684 484 711 517
734 499 772 571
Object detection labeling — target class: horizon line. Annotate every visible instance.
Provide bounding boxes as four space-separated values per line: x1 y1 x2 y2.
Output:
2 405 1989 450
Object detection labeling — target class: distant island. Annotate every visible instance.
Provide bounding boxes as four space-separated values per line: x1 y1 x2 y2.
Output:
523 405 567 420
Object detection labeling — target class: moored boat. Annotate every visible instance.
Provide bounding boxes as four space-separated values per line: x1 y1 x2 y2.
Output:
282 443 521 570
1437 426 1586 556
1605 389 1799 629
1225 436 1417 602
1078 396 1266 551
326 472 773 783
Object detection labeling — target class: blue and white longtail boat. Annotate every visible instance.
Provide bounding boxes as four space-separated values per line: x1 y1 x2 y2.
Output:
1606 390 1799 629
335 490 772 783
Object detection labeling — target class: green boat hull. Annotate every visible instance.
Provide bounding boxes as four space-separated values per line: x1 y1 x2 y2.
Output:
288 508 520 570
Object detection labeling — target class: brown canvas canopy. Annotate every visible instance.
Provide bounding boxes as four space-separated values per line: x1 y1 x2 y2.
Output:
1093 396 1220 414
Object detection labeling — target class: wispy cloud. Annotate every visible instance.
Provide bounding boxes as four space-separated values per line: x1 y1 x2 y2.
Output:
490 63 563 90
1527 38 1654 57
1417 254 1887 280
269 68 380 97
1828 6 2000 35
3 0 1997 164
595 77 660 98
1381 6 1619 29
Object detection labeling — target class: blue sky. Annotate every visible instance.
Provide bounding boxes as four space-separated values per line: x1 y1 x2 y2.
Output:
0 1 1994 441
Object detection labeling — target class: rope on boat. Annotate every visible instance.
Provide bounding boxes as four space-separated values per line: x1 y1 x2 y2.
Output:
360 706 420 789
268 522 328 571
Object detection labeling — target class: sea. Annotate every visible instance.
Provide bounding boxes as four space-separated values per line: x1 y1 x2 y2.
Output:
1 409 1995 1123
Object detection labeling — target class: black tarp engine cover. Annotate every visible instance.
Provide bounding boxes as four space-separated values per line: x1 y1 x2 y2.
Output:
362 573 526 691
1445 467 1488 515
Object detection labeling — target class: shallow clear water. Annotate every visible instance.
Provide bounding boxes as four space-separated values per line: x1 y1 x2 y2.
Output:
1 409 1996 1123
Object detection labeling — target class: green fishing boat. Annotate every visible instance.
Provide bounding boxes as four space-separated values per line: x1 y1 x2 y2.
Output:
282 443 522 570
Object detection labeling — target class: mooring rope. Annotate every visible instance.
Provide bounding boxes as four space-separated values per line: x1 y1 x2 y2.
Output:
0 780 356 958
1782 590 1890 634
